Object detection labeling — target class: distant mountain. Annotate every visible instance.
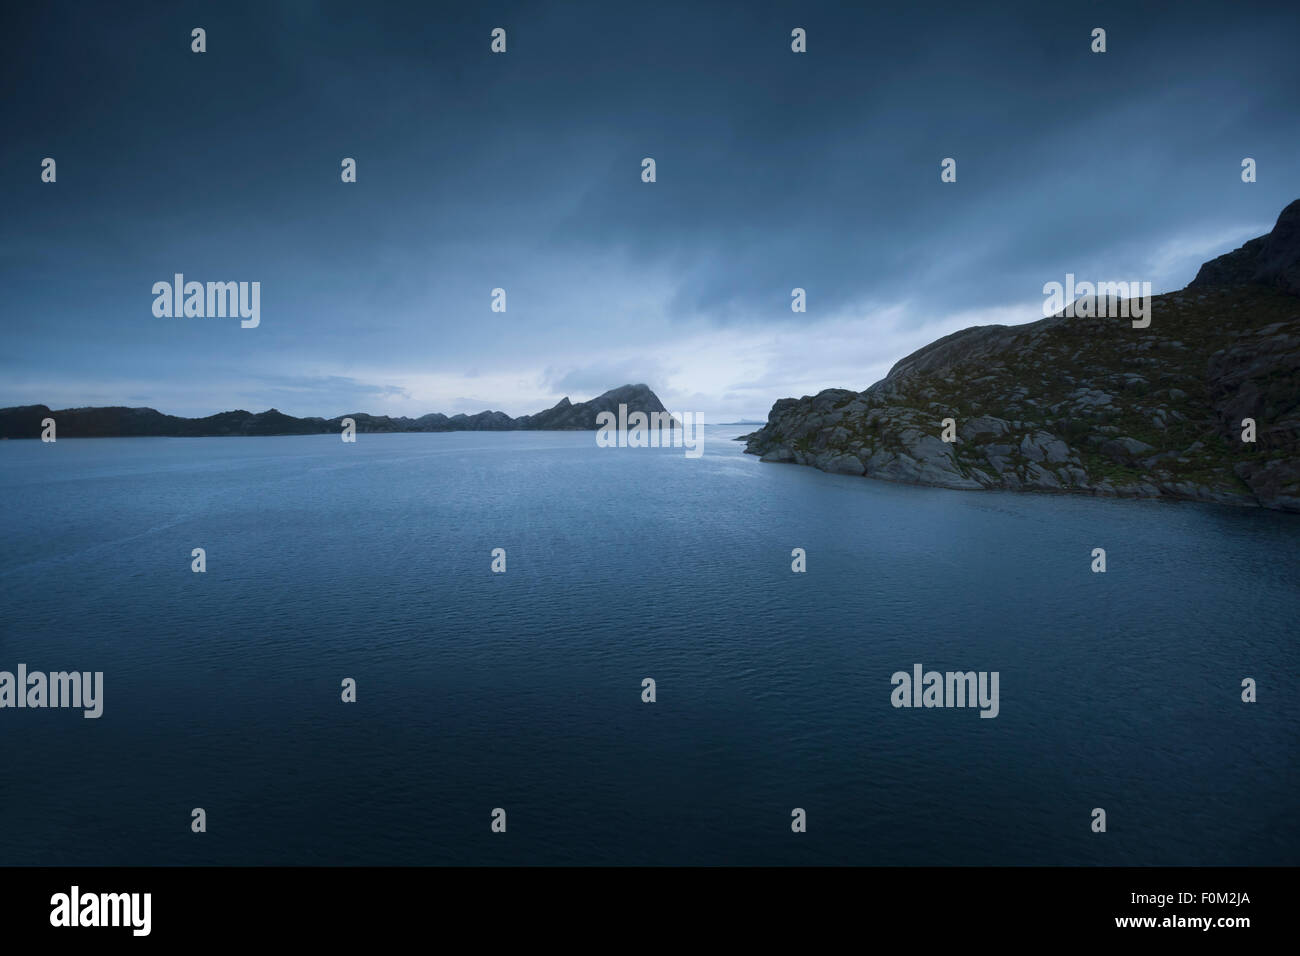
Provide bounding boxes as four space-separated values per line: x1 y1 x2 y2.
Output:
0 384 670 439
742 199 1300 512
514 383 672 430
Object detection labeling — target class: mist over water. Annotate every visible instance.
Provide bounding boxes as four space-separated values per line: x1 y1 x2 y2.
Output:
1 427 1295 865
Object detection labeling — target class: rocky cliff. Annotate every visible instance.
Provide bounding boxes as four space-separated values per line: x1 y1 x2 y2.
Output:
743 200 1300 512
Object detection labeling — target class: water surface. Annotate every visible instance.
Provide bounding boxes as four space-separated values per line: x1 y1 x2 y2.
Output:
1 427 1295 865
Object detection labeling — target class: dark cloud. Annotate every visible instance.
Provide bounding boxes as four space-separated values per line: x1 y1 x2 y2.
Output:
2 0 1297 420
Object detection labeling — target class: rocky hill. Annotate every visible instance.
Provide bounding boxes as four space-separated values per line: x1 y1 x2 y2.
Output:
0 384 669 439
742 200 1300 512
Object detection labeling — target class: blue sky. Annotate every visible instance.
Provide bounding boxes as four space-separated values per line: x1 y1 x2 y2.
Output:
2 0 1298 420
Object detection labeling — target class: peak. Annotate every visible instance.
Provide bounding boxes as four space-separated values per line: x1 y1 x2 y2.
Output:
1275 197 1300 227
1189 198 1300 296
595 383 652 398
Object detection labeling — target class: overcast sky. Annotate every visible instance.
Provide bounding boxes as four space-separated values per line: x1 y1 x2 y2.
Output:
2 0 1298 420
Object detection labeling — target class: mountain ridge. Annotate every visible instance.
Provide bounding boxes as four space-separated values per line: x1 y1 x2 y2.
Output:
0 384 670 439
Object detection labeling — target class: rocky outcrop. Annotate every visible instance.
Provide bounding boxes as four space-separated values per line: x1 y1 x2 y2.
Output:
743 200 1300 512
0 384 671 439
1191 198 1300 296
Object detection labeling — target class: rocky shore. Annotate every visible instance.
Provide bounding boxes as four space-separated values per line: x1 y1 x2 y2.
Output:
742 200 1300 512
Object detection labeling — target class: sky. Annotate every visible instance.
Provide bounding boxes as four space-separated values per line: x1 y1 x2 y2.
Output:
2 0 1298 421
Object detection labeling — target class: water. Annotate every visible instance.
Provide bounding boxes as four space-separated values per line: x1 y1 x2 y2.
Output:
1 427 1296 865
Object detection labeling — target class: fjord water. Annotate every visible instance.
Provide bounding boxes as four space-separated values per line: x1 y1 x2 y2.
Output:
1 427 1296 866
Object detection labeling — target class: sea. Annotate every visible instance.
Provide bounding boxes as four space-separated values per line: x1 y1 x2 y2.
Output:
1 426 1296 865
